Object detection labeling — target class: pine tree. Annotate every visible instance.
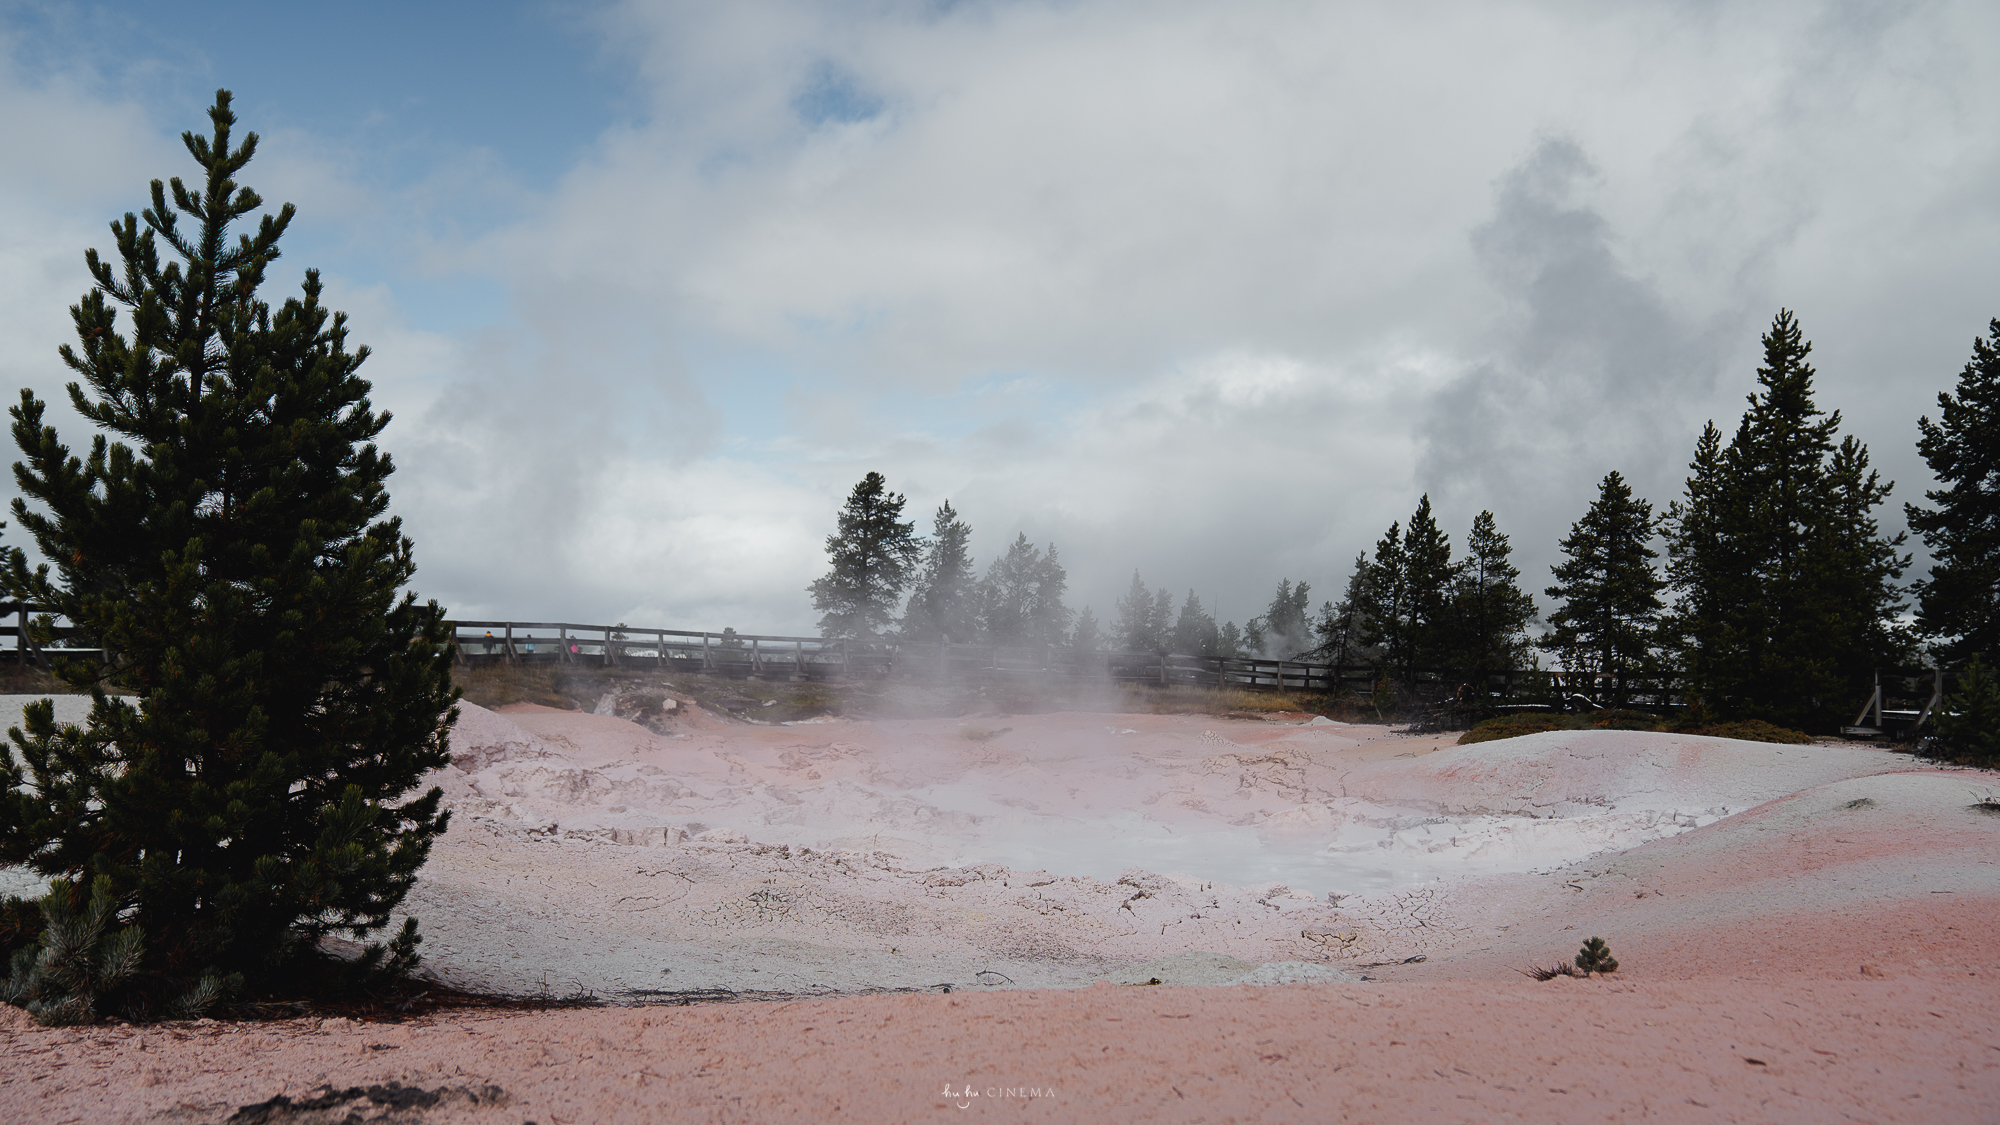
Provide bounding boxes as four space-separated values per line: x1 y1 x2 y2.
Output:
1315 554 1376 667
808 472 920 639
1172 591 1220 657
1360 496 1461 684
1072 606 1102 652
0 92 456 1015
1357 522 1407 676
1147 587 1175 653
1542 474 1663 705
1260 579 1313 657
1931 656 2000 767
1908 318 2000 665
978 535 1072 647
1217 620 1245 658
1664 311 1907 728
901 501 978 643
1115 571 1157 652
1454 510 1536 689
1664 422 1731 711
1030 544 1073 646
978 534 1042 645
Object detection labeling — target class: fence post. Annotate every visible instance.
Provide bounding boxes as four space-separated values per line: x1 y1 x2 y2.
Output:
795 638 804 680
658 631 667 668
504 623 517 663
752 637 762 677
603 626 615 667
16 602 28 667
703 632 713 672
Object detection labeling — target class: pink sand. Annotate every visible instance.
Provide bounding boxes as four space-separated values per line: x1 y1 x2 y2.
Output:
3 700 1996 1122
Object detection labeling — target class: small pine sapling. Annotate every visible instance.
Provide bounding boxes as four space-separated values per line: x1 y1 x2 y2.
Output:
1934 656 2000 768
0 876 233 1026
1574 936 1620 977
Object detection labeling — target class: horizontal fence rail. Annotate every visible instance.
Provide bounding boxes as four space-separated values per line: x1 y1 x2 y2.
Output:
0 604 1950 730
0 602 104 665
451 618 1961 722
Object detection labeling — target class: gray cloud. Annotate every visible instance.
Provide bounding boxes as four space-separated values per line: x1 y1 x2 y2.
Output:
3 1 1998 635
1418 136 1731 573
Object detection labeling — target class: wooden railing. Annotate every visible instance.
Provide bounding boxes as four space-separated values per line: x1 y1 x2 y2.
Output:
443 618 1643 703
0 602 103 664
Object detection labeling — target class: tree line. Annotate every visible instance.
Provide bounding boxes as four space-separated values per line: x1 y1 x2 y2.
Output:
811 309 2000 733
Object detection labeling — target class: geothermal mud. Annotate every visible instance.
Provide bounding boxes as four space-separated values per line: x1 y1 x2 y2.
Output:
3 695 1998 1122
399 700 1932 998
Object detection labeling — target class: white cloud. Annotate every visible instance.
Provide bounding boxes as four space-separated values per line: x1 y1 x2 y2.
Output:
3 1 1997 633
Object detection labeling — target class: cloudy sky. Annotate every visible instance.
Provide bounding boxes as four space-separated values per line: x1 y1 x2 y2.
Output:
1 0 1995 637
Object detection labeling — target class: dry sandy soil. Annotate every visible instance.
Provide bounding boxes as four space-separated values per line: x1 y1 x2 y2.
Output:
3 693 1997 1123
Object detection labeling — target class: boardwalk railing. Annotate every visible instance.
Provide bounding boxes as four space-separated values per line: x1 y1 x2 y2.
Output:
443 618 1661 705
0 602 104 665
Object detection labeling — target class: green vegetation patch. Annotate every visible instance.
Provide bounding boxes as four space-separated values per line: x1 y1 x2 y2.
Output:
1460 711 1810 746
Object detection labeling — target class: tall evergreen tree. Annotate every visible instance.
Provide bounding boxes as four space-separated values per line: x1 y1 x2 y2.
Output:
978 534 1039 645
1115 570 1159 652
901 501 978 643
0 92 456 1017
1908 318 2000 665
1356 521 1409 675
1172 590 1220 657
1146 586 1175 652
1542 473 1663 705
1217 620 1246 658
1071 605 1102 652
1030 544 1074 646
1260 579 1313 657
1314 554 1376 667
1664 422 1730 707
978 535 1072 646
808 472 920 639
1664 310 1907 727
1360 496 1461 683
1453 510 1536 687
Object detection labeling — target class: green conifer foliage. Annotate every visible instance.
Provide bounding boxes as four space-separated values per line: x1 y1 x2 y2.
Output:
901 501 978 643
1932 656 2000 767
1360 496 1463 684
0 92 456 1005
1454 510 1537 688
1664 311 1907 728
1260 579 1314 657
1172 591 1220 658
808 472 920 639
1665 422 1729 712
1574 936 1619 976
1908 319 2000 665
1543 472 1664 705
1115 570 1157 652
1071 606 1102 652
977 535 1072 646
1315 554 1377 667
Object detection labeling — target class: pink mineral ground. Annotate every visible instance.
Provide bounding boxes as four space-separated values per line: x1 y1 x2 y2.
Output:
3 699 1997 1123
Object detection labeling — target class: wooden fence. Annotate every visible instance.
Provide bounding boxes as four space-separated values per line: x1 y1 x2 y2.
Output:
0 602 104 665
444 618 1681 709
0 603 1941 730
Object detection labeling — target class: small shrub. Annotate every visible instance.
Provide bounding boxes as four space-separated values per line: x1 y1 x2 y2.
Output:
1574 936 1619 977
1461 711 1811 746
1519 961 1579 981
1582 709 1665 731
3 876 235 1026
1666 718 1811 744
1933 657 2000 768
1460 714 1571 745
